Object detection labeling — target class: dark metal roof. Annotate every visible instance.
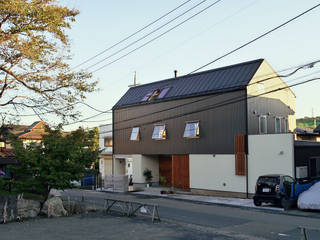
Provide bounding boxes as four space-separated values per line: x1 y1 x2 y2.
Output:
295 140 320 147
113 59 264 109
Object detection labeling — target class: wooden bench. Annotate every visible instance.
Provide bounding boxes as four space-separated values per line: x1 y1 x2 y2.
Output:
104 198 160 223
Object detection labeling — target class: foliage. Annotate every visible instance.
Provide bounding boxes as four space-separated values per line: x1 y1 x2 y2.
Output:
8 127 99 201
143 168 153 183
159 175 167 185
296 117 320 129
0 0 97 124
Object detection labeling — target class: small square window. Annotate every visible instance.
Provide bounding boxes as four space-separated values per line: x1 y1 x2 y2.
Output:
104 137 112 147
130 127 140 141
152 125 166 140
259 116 267 134
184 121 199 138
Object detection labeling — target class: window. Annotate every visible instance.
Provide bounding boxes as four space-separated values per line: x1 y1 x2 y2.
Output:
141 88 170 102
284 118 289 132
183 121 199 138
152 124 166 140
157 88 170 99
259 116 267 134
275 117 281 133
0 142 4 148
309 157 320 178
104 137 112 147
130 127 140 141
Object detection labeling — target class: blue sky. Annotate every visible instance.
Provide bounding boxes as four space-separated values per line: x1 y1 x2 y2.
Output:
37 0 320 130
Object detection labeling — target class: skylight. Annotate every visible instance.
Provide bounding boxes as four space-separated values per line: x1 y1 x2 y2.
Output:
141 88 170 102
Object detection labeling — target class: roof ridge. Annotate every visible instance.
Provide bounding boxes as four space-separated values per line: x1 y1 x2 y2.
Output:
131 58 264 89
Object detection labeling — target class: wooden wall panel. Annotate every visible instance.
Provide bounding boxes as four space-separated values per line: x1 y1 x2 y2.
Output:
172 154 190 189
235 135 246 176
159 156 172 186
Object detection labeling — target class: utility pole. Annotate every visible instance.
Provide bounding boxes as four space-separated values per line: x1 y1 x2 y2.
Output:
128 71 139 88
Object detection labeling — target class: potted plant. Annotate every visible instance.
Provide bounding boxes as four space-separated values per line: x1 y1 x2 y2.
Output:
143 168 153 187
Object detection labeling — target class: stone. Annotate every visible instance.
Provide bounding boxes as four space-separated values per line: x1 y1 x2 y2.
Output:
48 189 62 198
41 197 67 217
17 198 41 219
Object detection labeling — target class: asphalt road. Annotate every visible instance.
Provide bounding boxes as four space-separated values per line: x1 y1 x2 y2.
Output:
61 189 320 240
1 189 319 240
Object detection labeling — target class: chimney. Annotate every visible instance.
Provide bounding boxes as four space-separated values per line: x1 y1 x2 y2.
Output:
174 70 178 78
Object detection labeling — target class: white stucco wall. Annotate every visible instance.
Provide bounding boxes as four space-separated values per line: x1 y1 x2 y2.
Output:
132 154 159 183
247 133 294 193
190 154 246 193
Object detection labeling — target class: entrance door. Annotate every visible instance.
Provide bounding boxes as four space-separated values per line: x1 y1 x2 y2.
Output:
159 156 172 186
172 154 190 189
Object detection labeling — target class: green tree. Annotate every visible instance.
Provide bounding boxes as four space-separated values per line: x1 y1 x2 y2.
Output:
0 0 97 123
9 127 99 202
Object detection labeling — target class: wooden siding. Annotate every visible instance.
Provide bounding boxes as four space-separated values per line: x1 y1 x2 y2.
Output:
114 90 247 155
172 154 189 189
235 135 246 176
159 156 172 187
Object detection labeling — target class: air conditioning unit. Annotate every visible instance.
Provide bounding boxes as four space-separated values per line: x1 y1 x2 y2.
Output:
296 166 308 179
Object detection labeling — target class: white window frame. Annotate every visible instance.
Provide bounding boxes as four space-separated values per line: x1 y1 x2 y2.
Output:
275 117 281 133
152 124 166 140
130 127 140 141
183 121 200 138
285 118 289 132
259 115 267 134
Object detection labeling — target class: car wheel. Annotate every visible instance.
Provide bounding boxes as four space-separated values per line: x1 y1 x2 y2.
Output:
254 199 262 206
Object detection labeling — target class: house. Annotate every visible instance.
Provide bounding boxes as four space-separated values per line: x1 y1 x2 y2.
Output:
98 124 133 186
112 59 298 197
0 121 48 178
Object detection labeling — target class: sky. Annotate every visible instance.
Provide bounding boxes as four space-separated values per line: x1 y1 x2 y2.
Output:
23 0 320 130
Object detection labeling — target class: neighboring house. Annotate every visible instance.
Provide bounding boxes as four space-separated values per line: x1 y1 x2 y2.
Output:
112 59 300 197
98 124 133 180
0 121 47 178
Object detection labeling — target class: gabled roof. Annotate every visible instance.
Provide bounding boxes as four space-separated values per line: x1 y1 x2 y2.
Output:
18 121 47 140
113 59 264 109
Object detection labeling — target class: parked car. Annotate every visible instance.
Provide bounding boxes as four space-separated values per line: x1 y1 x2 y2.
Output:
253 174 320 209
253 174 295 208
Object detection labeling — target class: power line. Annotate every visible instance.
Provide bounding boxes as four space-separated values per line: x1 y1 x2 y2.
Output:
91 0 223 73
71 0 193 70
61 60 319 127
85 0 212 71
188 3 320 74
98 60 320 125
108 76 320 134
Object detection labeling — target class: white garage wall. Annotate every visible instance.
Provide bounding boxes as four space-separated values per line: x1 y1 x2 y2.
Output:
247 133 294 194
132 154 159 183
190 154 246 193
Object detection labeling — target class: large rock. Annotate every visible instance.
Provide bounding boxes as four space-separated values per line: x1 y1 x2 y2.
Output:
41 197 67 217
48 189 62 198
17 198 41 219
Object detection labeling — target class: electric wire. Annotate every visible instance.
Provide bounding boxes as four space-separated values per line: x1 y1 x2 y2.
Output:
90 0 223 73
71 0 193 70
101 76 320 134
188 3 320 74
85 0 213 71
